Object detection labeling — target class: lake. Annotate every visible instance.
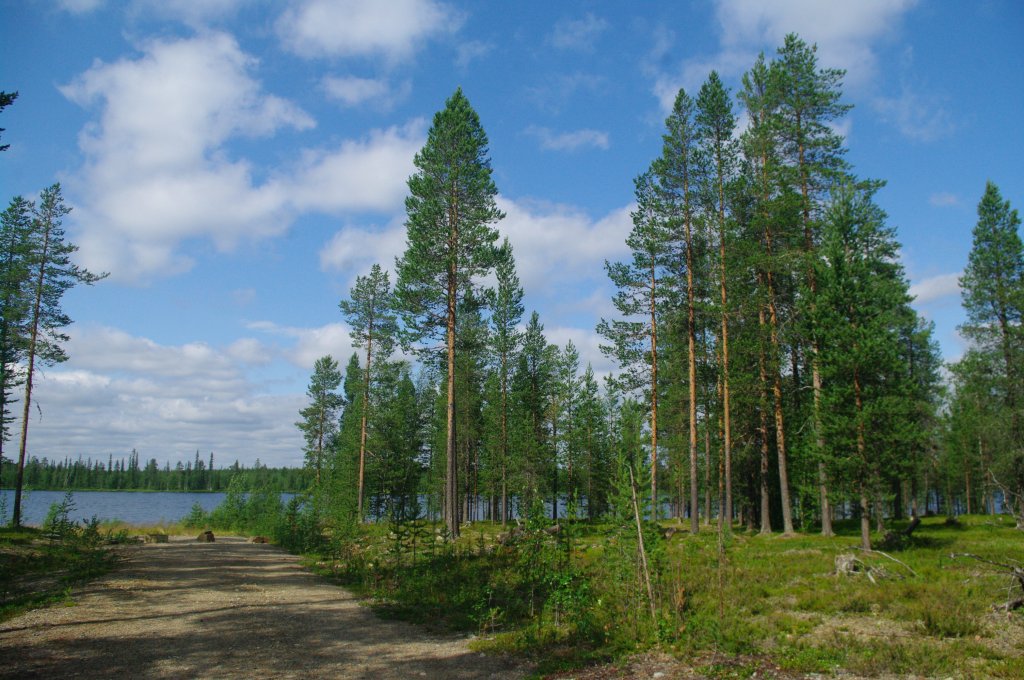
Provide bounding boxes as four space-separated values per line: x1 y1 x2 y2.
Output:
0 489 237 527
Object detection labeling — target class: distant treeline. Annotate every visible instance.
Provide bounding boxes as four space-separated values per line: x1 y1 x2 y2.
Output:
0 449 308 493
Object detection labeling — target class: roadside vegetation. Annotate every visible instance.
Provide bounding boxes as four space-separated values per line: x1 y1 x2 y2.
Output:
181 480 1023 677
0 493 127 620
301 512 1022 677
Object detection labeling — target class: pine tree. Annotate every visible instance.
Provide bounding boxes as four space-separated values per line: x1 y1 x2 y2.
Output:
775 34 852 536
0 196 32 473
0 91 17 152
696 71 740 529
739 53 791 534
339 263 397 521
394 89 503 538
598 170 673 518
12 184 105 526
654 88 704 532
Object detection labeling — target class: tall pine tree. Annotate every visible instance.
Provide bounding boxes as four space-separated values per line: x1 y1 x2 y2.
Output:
12 184 105 526
394 89 503 538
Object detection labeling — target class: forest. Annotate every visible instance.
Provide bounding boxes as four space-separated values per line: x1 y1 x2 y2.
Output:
2 30 1022 675
0 452 304 493
288 35 1023 551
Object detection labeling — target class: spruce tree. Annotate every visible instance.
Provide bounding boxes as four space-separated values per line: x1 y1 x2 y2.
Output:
957 182 1023 519
485 239 524 524
296 355 343 487
811 184 913 550
394 89 503 538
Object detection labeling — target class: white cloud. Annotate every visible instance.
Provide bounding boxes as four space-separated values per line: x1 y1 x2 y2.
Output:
873 87 955 142
23 325 307 467
549 13 609 51
497 197 632 296
58 0 104 14
248 321 356 370
525 126 610 152
276 0 461 61
929 192 959 207
652 0 918 112
61 33 312 280
713 0 916 87
323 75 386 106
130 0 245 26
319 217 407 275
60 35 424 282
456 40 493 69
546 325 616 376
526 73 606 114
909 272 961 304
286 122 424 214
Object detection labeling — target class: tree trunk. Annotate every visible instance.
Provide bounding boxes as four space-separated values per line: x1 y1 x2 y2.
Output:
358 335 373 522
859 489 871 551
686 202 699 534
500 353 508 526
855 366 869 550
704 426 712 525
649 264 660 520
719 232 732 531
757 302 772 533
12 218 52 527
445 268 459 539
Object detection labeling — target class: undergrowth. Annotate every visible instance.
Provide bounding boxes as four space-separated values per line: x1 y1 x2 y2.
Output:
302 513 1022 676
0 492 127 621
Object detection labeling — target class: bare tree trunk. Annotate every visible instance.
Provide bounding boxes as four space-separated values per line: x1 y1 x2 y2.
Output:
704 426 712 525
686 206 699 534
445 266 459 538
716 154 732 531
855 366 869 550
757 303 772 534
649 265 660 520
12 218 52 528
357 334 373 521
859 490 871 551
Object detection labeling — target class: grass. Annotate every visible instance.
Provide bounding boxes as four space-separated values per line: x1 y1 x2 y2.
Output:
307 513 1024 677
0 525 120 621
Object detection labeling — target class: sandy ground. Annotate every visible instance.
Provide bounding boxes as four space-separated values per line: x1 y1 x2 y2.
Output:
0 536 529 679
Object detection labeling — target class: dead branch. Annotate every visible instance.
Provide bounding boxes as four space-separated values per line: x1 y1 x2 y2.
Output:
950 552 1024 612
861 547 918 578
627 464 657 626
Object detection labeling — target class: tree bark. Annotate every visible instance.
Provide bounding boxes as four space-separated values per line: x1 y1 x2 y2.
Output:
757 301 772 534
649 264 660 520
357 332 373 521
12 216 52 527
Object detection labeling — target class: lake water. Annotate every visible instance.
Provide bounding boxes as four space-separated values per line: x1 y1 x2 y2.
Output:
0 489 234 527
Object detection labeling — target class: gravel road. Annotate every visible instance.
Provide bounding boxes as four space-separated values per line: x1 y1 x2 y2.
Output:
0 536 529 679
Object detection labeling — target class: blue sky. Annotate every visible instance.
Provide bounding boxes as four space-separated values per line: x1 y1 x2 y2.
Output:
1 0 1021 468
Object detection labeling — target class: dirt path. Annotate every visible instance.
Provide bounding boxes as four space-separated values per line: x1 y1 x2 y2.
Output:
0 536 529 679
